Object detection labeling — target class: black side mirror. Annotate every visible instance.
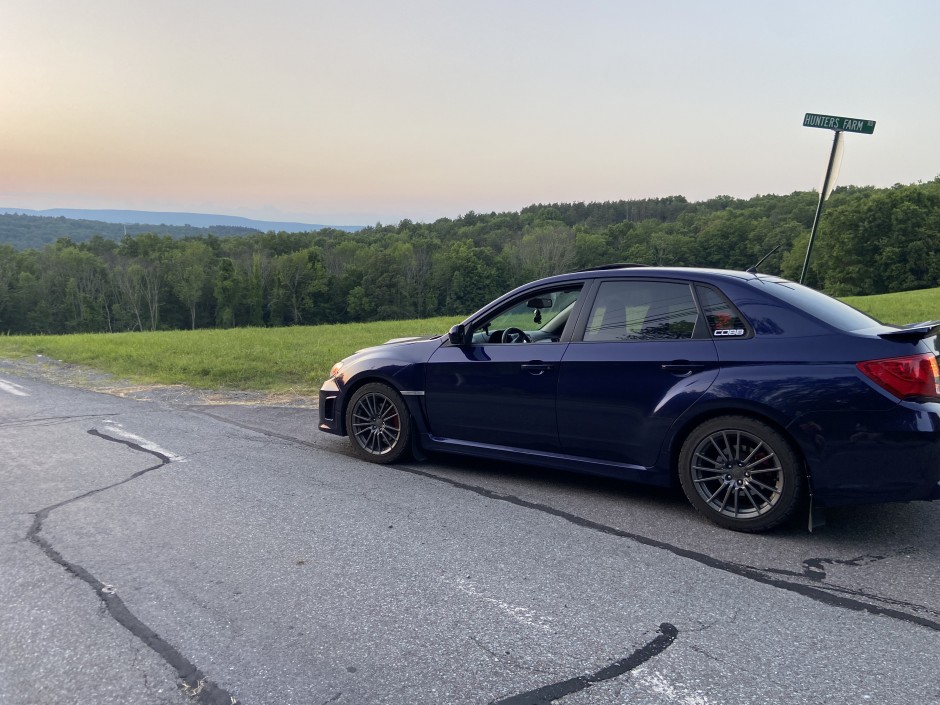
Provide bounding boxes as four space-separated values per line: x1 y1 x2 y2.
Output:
448 324 467 346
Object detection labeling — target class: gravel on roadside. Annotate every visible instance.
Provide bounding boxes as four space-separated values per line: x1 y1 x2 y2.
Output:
0 354 317 408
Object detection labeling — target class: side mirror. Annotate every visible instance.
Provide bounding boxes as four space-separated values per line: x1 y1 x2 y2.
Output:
448 324 467 346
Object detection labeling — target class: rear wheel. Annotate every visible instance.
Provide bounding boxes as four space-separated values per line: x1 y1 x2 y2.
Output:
345 383 411 463
678 416 802 532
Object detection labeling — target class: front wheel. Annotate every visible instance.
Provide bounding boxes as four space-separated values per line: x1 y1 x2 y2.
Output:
678 416 802 532
345 383 412 463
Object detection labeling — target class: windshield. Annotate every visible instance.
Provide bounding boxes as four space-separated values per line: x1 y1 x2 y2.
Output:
750 278 882 332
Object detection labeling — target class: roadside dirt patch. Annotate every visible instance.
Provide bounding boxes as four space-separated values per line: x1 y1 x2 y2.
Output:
0 355 317 408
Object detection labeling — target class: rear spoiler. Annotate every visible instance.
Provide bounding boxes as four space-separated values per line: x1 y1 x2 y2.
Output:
878 320 940 342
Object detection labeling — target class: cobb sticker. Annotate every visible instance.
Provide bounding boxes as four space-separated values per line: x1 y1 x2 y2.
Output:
714 329 745 336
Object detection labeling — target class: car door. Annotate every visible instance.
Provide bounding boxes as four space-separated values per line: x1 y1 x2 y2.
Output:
424 285 582 452
557 279 719 468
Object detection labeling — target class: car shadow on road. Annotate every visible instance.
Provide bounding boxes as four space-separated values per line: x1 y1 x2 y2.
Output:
411 451 939 545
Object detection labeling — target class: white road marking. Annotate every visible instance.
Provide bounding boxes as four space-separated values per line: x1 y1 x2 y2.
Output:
452 578 552 631
0 379 30 397
632 667 716 705
102 423 185 462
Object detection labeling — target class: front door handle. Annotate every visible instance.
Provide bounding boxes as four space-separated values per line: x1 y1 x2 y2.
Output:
521 363 554 375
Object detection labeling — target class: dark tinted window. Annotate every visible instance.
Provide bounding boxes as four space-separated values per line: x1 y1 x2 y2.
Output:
750 278 880 332
696 285 749 336
584 281 698 341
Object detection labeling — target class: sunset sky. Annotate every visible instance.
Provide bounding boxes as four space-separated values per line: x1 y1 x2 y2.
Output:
2 1 938 226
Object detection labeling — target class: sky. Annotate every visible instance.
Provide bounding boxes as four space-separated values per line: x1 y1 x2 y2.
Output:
1 0 938 226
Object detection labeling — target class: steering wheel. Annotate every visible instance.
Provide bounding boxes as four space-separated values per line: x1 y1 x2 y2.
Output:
503 327 531 343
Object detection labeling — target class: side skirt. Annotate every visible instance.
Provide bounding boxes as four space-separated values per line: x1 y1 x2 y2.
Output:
418 434 671 487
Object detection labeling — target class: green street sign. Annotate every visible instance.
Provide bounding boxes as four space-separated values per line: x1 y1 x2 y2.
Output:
803 113 875 134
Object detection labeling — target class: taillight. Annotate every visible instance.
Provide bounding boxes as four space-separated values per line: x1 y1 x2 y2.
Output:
857 353 940 400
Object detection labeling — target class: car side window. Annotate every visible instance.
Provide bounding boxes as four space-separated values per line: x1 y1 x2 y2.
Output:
583 281 699 342
696 285 750 338
470 286 582 344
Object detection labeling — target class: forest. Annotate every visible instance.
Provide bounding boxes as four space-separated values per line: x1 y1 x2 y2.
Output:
0 178 938 335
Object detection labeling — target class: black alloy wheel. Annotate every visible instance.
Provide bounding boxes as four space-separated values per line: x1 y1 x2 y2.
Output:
345 382 412 463
678 416 802 532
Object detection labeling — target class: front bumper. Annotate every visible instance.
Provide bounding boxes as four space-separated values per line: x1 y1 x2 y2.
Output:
318 378 343 435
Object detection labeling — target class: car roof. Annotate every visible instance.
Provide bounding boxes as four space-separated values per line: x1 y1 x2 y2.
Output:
542 265 770 286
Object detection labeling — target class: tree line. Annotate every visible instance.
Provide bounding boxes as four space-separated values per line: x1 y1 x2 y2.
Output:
1 178 938 335
0 212 264 251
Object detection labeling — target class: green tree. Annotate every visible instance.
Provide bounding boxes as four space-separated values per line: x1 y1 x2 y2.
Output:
274 251 312 325
516 225 576 279
112 260 147 331
213 258 241 328
812 184 940 294
245 252 272 327
168 241 213 329
438 240 503 315
0 244 17 330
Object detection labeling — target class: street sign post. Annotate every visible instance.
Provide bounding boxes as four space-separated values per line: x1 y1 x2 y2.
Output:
799 112 876 285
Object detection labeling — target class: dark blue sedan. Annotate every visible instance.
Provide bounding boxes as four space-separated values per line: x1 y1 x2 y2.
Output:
319 266 940 532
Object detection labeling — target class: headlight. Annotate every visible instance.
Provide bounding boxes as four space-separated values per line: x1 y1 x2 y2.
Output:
329 361 344 378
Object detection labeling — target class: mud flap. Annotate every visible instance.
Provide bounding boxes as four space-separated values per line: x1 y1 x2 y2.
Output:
808 496 826 532
410 431 428 462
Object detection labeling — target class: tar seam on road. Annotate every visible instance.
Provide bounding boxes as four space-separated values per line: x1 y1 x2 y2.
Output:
27 428 237 705
393 463 940 632
188 408 940 633
488 622 678 705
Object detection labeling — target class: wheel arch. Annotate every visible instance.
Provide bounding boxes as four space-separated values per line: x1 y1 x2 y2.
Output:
336 373 426 438
662 402 814 493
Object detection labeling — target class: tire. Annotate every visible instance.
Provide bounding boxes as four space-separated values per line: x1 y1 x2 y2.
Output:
345 383 412 464
678 416 802 532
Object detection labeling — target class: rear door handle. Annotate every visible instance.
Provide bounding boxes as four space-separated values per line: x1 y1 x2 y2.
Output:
521 363 554 375
661 361 704 376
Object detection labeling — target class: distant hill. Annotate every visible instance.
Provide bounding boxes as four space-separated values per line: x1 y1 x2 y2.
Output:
0 208 363 250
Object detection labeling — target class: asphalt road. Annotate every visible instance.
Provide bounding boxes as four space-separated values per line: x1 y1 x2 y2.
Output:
1 372 938 705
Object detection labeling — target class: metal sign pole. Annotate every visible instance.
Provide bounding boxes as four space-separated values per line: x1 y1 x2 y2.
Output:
800 130 844 285
798 112 875 286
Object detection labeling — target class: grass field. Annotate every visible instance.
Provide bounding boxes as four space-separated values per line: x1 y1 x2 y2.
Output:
0 317 459 394
841 287 940 325
0 287 937 394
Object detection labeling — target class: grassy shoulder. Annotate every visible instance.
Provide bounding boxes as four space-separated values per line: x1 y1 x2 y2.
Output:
0 287 936 395
0 317 458 395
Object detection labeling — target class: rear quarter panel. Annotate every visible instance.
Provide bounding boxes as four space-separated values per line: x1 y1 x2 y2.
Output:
658 277 940 504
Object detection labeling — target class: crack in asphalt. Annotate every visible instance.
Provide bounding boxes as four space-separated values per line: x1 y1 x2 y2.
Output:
188 409 940 633
764 551 902 582
758 568 938 617
488 623 679 705
27 428 237 705
755 549 940 619
187 408 319 447
802 553 889 579
467 635 557 675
